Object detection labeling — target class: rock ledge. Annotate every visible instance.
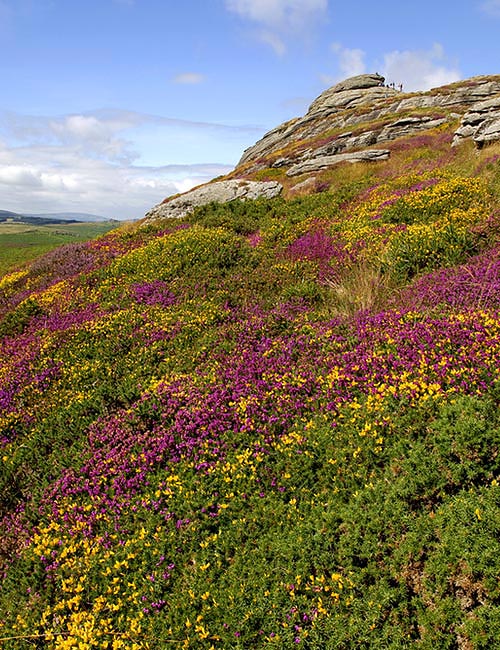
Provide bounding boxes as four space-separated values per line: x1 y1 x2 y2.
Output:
144 179 283 222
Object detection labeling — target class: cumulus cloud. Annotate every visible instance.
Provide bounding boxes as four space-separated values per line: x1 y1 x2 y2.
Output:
0 152 233 220
225 0 328 53
2 110 143 165
0 109 258 220
322 42 460 93
225 0 327 29
331 43 366 79
172 72 206 85
0 165 43 187
381 43 461 92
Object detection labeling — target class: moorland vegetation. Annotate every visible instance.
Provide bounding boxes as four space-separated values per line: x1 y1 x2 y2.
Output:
2 78 500 648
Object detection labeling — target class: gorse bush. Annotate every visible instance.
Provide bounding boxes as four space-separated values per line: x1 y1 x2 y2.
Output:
383 207 486 280
2 119 500 648
380 176 488 225
107 226 250 283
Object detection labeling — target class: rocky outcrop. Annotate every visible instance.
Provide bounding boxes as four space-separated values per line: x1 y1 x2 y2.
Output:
143 179 283 222
306 73 391 115
238 74 398 167
286 149 390 176
274 115 448 173
237 74 500 171
288 177 318 194
143 74 500 223
378 115 448 140
453 96 500 147
396 79 500 112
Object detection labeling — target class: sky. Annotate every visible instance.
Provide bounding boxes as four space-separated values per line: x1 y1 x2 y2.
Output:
0 0 499 220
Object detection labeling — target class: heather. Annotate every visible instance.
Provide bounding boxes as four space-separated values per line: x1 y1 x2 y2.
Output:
0 221 118 277
2 130 500 648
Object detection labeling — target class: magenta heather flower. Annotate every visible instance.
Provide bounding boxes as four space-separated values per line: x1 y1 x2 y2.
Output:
131 280 176 307
394 244 500 311
247 231 263 247
286 229 346 265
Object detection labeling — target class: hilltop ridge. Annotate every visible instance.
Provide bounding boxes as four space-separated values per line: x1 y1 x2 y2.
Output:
145 73 500 222
236 73 500 171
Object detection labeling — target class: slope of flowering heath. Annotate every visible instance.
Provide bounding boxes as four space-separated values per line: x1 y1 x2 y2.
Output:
3 106 500 648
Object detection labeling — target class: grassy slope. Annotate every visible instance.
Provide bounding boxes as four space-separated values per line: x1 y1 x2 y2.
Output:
0 222 119 276
1 126 500 648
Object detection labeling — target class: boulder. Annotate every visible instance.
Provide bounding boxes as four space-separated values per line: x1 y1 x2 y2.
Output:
288 177 318 195
474 117 500 147
286 149 390 176
331 73 386 92
452 91 500 147
144 179 283 222
307 75 394 116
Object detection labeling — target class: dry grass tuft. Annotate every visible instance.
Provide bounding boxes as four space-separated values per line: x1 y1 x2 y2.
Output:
323 261 395 317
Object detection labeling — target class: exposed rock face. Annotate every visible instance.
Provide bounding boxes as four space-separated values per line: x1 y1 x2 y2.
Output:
286 149 390 176
331 73 385 92
273 115 447 176
288 177 318 194
397 79 500 112
453 95 500 147
144 179 283 222
237 74 500 172
238 74 399 167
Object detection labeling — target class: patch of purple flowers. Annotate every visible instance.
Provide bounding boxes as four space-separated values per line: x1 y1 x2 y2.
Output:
131 281 176 308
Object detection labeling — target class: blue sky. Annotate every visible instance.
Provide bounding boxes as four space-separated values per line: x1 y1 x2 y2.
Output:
0 0 499 219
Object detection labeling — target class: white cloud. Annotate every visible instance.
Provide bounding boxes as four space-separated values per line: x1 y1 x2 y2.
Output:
225 0 327 53
225 0 327 28
258 30 286 56
481 0 500 16
331 43 366 79
3 110 141 165
0 165 42 187
381 43 461 92
0 109 259 220
172 72 205 85
0 153 233 220
322 42 460 93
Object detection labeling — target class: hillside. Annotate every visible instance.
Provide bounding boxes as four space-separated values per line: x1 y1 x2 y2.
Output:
2 74 500 648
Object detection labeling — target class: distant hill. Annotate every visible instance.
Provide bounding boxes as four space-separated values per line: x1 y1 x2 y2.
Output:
24 212 117 223
0 209 24 220
0 210 118 225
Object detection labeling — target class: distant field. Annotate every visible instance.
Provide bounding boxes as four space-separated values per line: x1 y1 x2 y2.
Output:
0 221 118 276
